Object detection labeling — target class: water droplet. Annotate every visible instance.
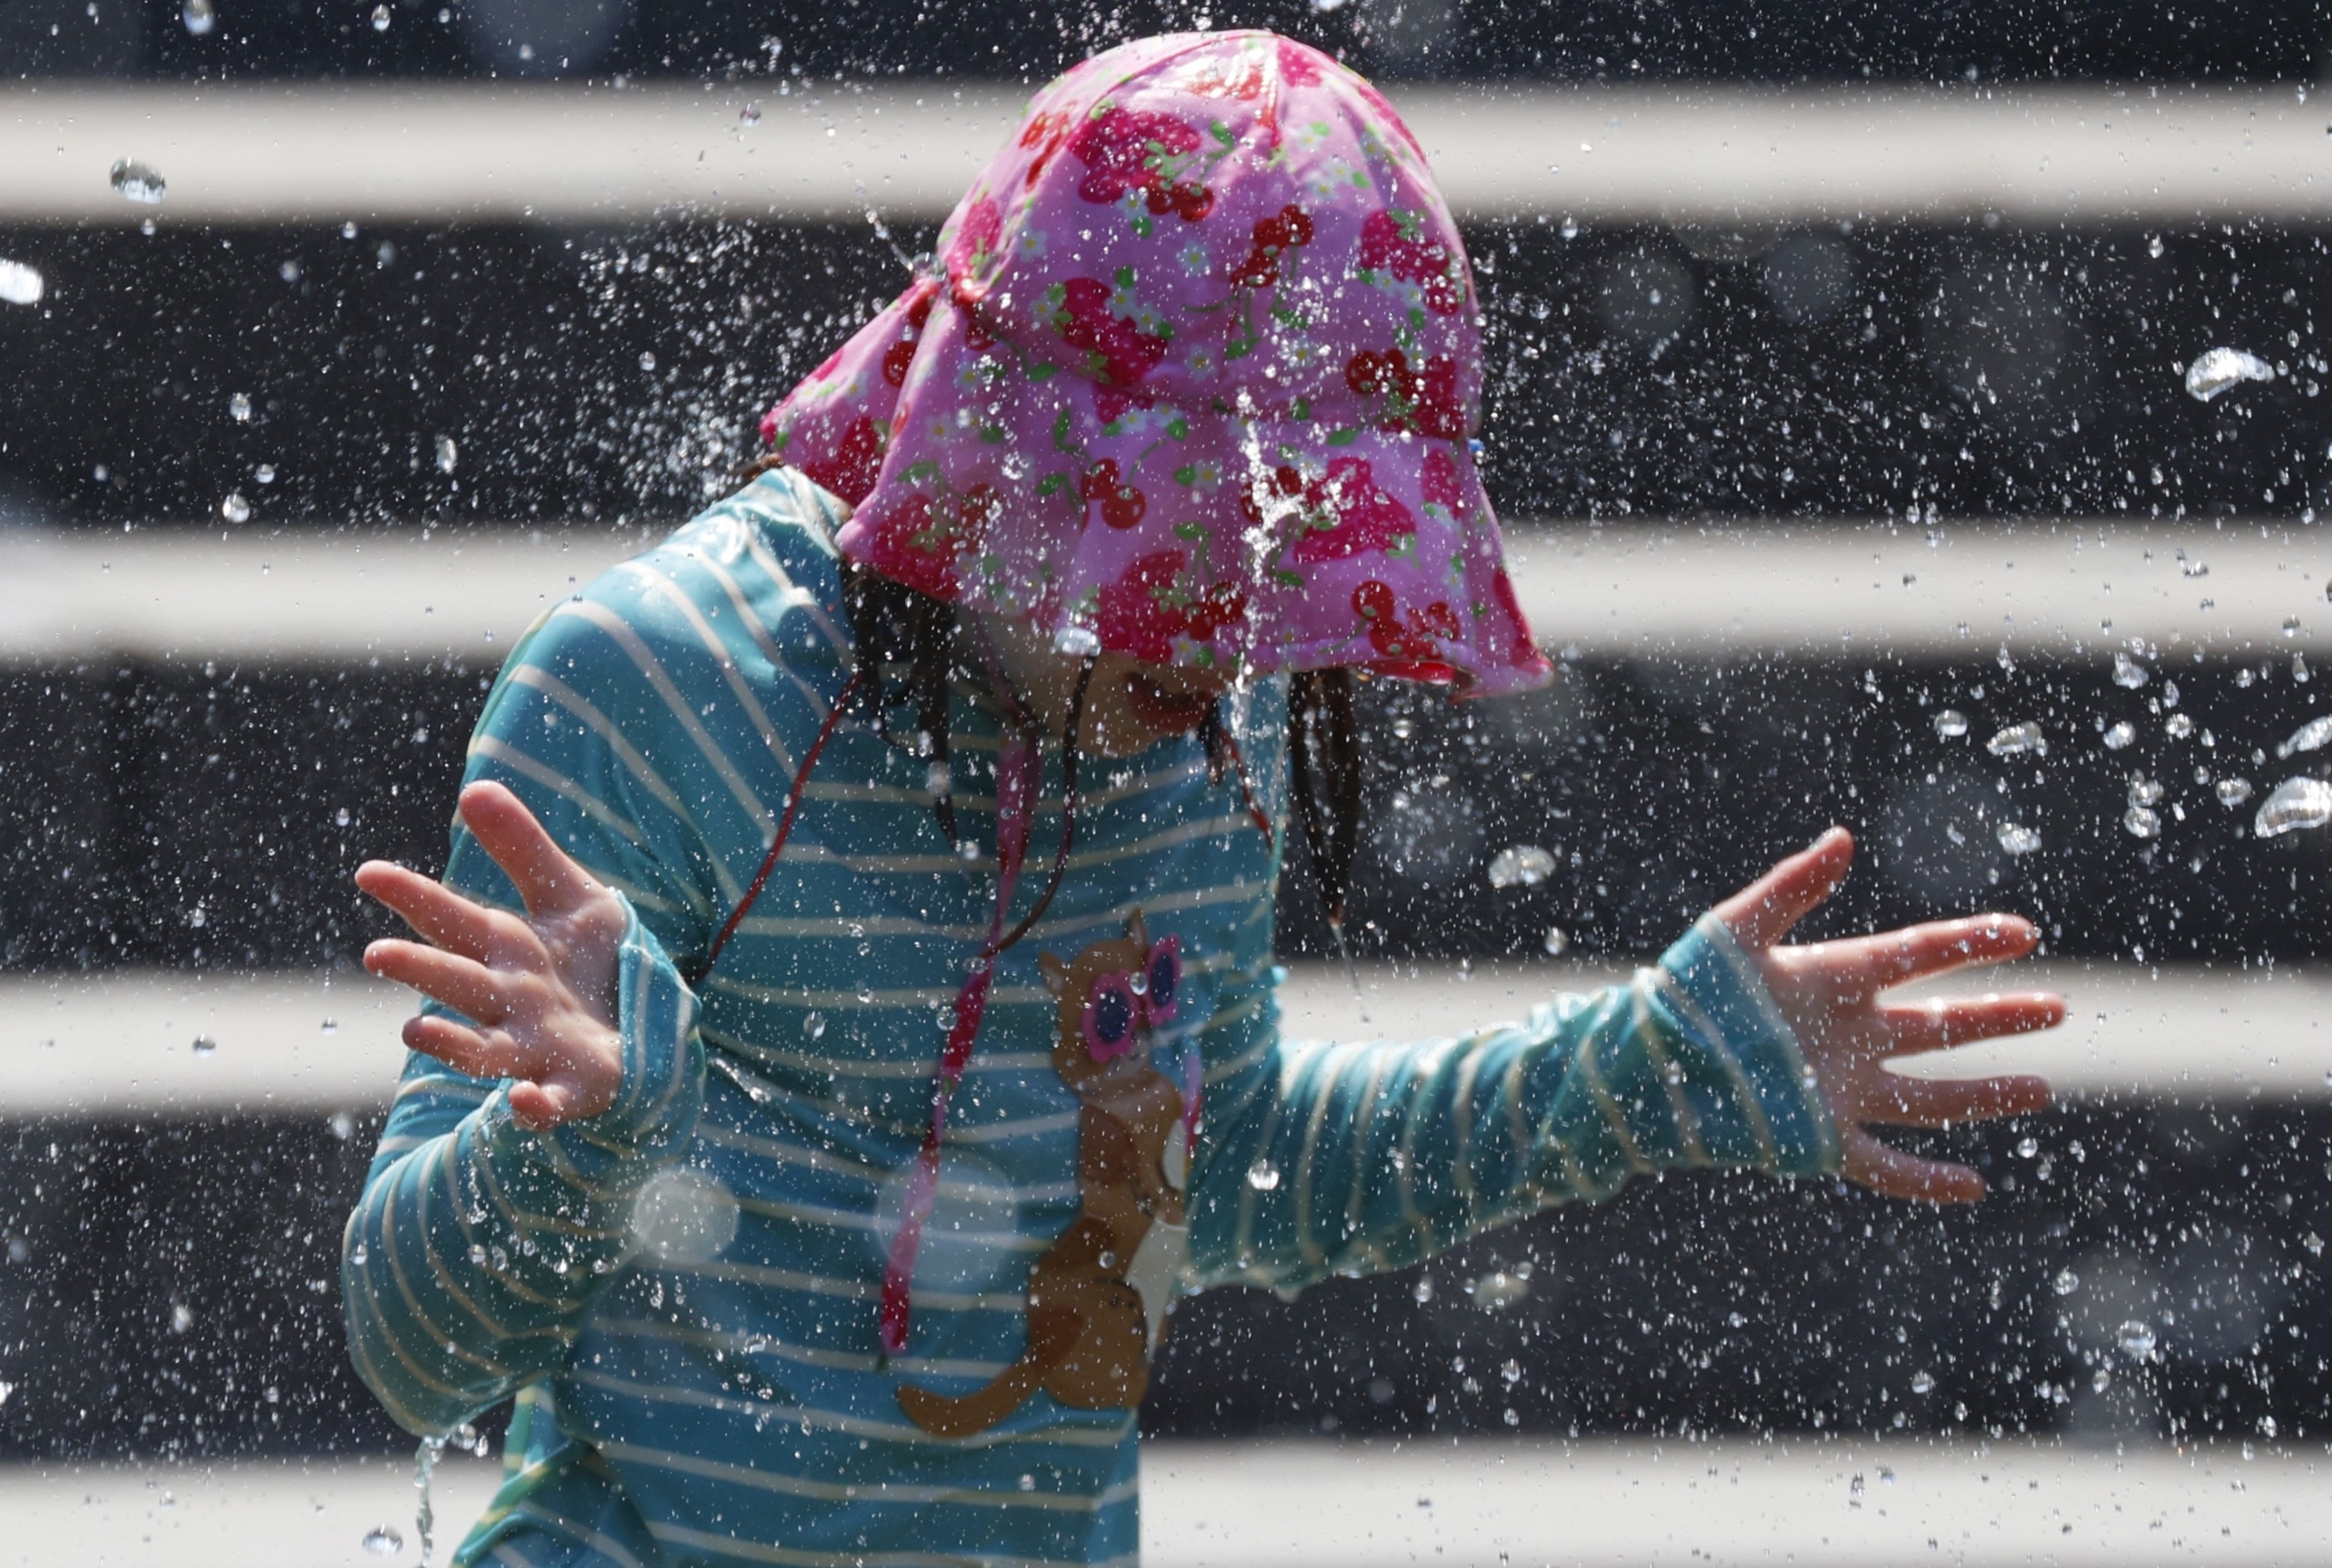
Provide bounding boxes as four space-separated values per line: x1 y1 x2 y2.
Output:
2166 713 2195 738
638 350 657 371
2053 1267 2081 1296
1909 1370 1936 1394
2116 1319 2157 1359
2185 346 2276 401
2103 720 2136 751
362 1525 404 1556
2216 777 2254 805
1932 708 1968 738
256 463 277 484
0 260 44 307
2091 1367 2112 1393
370 2 390 29
181 0 214 33
191 1035 217 1057
350 1240 367 1265
1412 1275 1434 1303
1995 821 2040 856
2255 776 2332 837
329 1110 355 1141
220 491 251 524
2015 1135 2039 1158
1466 1270 1530 1311
1559 216 1580 240
228 391 252 422
435 434 458 475
1051 624 1100 657
1487 844 1555 889
739 102 762 126
2127 776 2164 808
320 1017 339 1036
802 1010 827 1041
1389 717 1415 739
109 159 167 205
170 1301 195 1332
2111 650 2148 688
1986 722 2045 757
1541 926 1568 956
2148 234 2165 257
2122 804 2161 839
1246 1158 1281 1191
2276 713 2332 757
2306 1232 2325 1256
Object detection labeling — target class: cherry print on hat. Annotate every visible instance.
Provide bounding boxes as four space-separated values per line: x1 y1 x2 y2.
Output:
764 30 1552 697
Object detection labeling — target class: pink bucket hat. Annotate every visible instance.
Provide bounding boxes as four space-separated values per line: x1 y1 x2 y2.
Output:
764 30 1551 697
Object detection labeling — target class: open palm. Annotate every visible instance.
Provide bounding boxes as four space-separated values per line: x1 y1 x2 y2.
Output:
1713 827 2062 1202
355 781 629 1130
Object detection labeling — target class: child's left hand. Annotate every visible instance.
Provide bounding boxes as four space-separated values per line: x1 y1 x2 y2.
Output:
1713 827 2062 1203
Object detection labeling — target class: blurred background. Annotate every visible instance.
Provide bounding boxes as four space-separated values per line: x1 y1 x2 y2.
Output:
7 1 2332 1561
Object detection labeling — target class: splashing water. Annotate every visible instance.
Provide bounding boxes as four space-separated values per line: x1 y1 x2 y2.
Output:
2255 776 2332 837
1486 845 1555 889
1995 821 2041 855
2122 805 2161 840
1985 722 2045 757
2053 1267 2081 1296
2277 713 2332 757
415 1434 444 1566
2184 346 2276 401
2111 650 2148 688
2217 777 2255 805
2102 721 2136 751
0 260 43 307
109 160 166 204
1931 708 1968 738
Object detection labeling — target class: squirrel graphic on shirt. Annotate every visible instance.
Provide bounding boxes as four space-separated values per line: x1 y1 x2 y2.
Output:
897 909 1193 1438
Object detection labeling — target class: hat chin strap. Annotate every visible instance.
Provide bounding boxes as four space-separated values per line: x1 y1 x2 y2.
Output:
880 657 1094 1359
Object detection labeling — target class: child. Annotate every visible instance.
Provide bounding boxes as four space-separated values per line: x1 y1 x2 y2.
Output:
343 32 2061 1568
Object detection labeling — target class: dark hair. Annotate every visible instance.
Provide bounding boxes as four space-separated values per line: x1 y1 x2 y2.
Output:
840 559 1364 948
731 454 1366 950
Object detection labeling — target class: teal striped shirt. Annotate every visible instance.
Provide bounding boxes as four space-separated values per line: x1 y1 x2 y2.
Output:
342 467 1839 1568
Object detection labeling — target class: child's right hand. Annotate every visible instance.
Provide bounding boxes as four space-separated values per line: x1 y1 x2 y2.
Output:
355 782 629 1130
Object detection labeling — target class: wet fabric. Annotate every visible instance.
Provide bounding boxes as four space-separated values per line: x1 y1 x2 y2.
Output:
764 30 1551 697
342 468 1839 1568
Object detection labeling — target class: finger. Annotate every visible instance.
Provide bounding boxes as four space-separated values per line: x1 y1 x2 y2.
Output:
1817 913 2040 989
1712 827 1854 949
1876 990 2067 1054
364 938 513 1024
509 1078 584 1131
355 860 503 960
1856 1071 2053 1127
1839 1126 1987 1204
402 1013 537 1082
459 781 600 919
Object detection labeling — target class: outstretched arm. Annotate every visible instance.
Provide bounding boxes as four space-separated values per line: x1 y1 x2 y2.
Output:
1187 827 2060 1296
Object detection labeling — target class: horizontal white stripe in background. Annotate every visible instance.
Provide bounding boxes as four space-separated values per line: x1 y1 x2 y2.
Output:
0 957 2318 1114
0 519 2317 664
0 83 2324 225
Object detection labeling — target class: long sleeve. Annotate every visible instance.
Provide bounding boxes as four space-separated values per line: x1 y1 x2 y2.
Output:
341 906 704 1436
1183 912 1840 1296
337 474 859 1437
